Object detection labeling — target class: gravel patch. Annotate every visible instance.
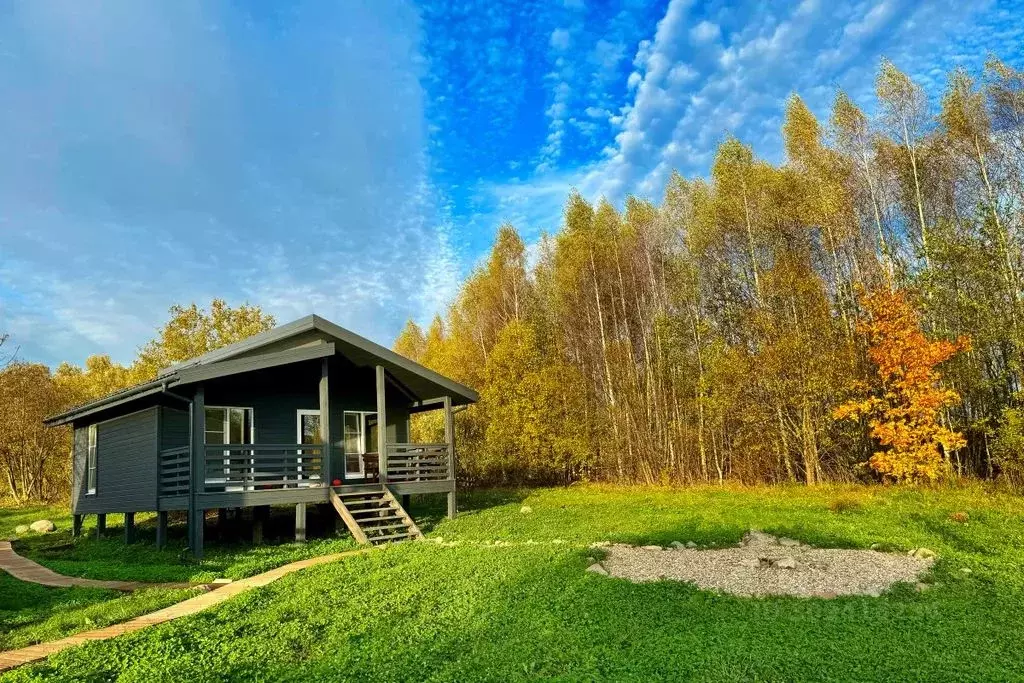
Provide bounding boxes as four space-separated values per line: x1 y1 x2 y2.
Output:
592 531 934 598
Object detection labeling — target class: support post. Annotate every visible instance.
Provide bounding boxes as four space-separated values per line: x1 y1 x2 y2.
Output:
156 511 168 549
252 506 269 545
96 513 106 538
295 503 307 542
402 494 411 512
320 357 331 486
72 514 82 538
375 365 388 483
444 395 456 519
124 512 135 544
189 385 206 559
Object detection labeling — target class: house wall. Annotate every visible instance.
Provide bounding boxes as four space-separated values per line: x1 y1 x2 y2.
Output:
198 356 410 481
160 406 190 449
72 407 159 515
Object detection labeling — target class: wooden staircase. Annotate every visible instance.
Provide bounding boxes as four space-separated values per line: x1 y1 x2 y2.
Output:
329 484 423 545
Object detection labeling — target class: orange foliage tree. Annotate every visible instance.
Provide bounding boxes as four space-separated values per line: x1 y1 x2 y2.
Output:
835 288 970 481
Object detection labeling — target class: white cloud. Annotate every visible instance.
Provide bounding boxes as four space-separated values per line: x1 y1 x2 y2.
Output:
690 20 720 43
550 28 571 51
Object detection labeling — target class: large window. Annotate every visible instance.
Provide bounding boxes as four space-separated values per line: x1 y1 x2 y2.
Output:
86 424 97 495
204 407 254 444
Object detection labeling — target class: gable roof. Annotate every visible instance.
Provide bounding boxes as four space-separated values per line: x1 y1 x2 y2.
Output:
45 314 478 426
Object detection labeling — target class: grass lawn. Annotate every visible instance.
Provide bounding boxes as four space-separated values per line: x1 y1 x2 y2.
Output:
3 484 1024 681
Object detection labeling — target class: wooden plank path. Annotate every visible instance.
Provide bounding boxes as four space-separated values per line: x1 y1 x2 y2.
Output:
0 544 371 673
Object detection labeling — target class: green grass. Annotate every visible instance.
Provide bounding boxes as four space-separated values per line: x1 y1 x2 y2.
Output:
0 573 197 651
4 484 1024 681
3 505 360 583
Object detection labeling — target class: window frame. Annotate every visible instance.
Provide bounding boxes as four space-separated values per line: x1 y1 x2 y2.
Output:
85 424 97 495
342 410 377 479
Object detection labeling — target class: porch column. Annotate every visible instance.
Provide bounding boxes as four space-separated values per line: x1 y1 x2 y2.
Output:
375 365 388 483
124 512 136 544
320 357 331 486
295 503 307 542
156 511 168 549
444 395 456 519
189 385 206 559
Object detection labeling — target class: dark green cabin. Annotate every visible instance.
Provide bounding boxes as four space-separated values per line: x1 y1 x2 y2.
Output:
45 314 478 556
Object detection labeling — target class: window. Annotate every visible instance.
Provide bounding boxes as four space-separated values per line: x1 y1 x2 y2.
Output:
204 407 254 445
86 424 97 494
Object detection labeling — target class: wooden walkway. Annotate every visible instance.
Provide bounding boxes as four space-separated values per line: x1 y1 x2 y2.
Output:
0 545 370 673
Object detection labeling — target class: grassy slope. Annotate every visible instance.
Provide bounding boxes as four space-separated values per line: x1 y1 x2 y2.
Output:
3 484 1024 681
0 502 355 651
2 505 359 583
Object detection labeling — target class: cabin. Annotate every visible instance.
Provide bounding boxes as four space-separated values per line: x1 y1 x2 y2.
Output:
44 314 478 557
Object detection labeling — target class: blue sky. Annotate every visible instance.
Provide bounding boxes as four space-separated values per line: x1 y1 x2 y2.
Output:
1 0 1022 368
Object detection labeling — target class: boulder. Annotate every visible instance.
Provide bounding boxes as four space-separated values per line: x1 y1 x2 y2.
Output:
15 524 30 535
686 541 698 548
520 505 533 514
909 547 936 560
774 556 798 569
30 519 56 533
669 541 685 549
586 563 608 576
641 545 663 551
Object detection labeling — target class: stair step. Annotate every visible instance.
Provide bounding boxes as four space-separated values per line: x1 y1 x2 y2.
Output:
368 531 412 544
363 522 410 533
336 490 386 498
345 499 390 508
358 515 404 524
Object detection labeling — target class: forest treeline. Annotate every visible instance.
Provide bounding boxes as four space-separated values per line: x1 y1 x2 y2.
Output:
2 58 1023 501
397 58 1024 487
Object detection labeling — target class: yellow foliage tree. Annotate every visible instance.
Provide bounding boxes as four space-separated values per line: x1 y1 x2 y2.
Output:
835 288 969 481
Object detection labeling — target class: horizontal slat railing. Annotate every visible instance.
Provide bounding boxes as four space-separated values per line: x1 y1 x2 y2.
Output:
386 443 450 482
158 446 190 497
203 444 324 493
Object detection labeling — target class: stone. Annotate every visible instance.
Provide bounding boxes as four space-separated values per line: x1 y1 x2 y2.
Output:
774 556 798 569
738 557 763 569
30 520 56 533
778 537 801 548
870 543 881 550
686 541 698 548
641 545 663 551
669 541 685 549
911 547 936 560
586 563 608 576
15 524 29 535
742 530 777 547
520 505 532 514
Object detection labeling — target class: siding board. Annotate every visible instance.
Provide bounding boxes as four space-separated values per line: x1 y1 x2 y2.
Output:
73 408 158 514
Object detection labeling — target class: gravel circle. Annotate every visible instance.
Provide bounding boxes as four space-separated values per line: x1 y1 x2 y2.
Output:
593 531 934 598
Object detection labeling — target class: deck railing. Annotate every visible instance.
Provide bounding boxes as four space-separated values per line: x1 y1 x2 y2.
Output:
203 444 324 493
158 446 190 497
385 443 450 482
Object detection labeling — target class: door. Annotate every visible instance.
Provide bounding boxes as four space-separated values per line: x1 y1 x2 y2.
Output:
296 410 322 485
342 411 377 480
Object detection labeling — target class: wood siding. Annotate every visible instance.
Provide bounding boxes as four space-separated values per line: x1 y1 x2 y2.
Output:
72 407 159 514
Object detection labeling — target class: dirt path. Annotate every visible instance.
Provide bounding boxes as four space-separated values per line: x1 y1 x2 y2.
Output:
0 546 371 673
